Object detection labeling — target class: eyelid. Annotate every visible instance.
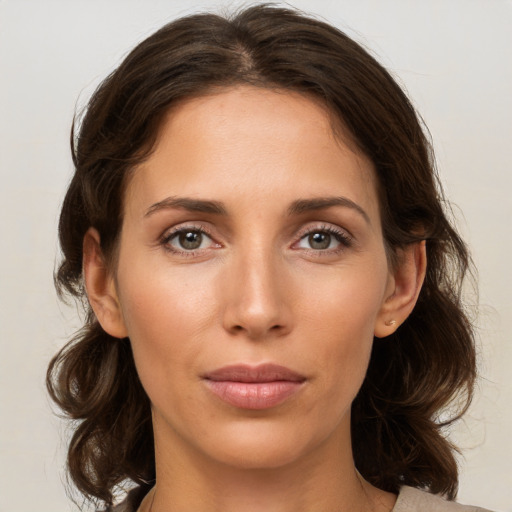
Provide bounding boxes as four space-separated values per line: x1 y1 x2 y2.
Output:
292 223 354 252
157 221 354 257
159 223 220 255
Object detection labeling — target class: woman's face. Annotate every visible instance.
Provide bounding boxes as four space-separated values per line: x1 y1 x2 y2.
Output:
112 86 395 469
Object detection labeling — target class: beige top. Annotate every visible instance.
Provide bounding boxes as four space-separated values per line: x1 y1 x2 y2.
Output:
112 485 493 512
393 486 492 512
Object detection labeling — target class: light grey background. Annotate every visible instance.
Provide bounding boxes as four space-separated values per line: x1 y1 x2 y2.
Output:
0 1 511 510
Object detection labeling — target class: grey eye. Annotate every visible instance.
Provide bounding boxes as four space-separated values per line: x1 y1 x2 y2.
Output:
166 229 212 251
179 231 203 250
308 232 332 250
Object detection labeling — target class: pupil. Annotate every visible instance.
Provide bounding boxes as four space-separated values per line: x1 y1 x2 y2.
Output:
309 232 330 250
180 231 202 250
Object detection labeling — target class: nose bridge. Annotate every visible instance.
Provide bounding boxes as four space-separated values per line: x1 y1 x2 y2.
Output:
222 239 290 339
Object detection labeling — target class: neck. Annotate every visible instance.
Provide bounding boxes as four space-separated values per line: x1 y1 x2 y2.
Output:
146 421 396 512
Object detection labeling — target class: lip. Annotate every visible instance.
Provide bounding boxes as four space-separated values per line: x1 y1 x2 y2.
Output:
202 364 306 410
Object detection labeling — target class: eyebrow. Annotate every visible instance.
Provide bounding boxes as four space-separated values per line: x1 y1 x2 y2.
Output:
287 196 370 224
144 195 370 224
144 196 228 217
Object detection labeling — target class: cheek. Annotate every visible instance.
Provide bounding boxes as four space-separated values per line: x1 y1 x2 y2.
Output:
298 260 388 395
309 304 375 394
116 262 220 392
118 240 220 331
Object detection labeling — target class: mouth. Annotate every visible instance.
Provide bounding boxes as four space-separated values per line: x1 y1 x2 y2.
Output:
202 364 306 410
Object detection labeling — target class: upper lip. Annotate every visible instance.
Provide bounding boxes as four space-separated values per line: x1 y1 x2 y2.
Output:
203 364 306 383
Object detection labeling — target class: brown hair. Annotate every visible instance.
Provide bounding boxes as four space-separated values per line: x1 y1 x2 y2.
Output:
47 4 476 508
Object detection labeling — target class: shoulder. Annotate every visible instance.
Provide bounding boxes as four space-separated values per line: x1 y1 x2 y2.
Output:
108 485 494 512
394 486 494 512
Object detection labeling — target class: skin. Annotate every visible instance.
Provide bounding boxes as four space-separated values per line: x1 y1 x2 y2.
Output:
84 86 426 512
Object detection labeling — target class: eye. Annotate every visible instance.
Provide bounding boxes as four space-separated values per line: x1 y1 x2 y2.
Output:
163 228 216 252
295 227 352 251
304 232 334 250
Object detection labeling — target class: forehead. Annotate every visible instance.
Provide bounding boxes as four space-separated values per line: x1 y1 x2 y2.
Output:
124 86 379 222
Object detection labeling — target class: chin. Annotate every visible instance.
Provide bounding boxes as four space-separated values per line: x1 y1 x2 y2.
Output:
197 418 333 470
210 440 305 470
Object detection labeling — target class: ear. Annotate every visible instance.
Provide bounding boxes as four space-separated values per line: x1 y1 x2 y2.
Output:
374 241 426 338
83 227 128 339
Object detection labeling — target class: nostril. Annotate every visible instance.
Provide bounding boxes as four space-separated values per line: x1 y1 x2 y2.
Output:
228 323 285 337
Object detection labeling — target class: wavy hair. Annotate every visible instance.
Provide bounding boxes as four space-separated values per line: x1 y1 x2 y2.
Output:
47 4 476 508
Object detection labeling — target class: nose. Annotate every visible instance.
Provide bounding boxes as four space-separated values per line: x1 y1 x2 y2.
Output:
221 247 293 340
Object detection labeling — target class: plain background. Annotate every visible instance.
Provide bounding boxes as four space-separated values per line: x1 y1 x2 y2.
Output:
0 1 511 510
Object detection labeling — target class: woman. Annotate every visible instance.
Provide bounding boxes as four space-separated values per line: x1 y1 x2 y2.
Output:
47 4 489 512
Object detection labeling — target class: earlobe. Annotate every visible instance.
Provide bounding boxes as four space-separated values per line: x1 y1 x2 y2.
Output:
374 241 427 338
83 228 128 339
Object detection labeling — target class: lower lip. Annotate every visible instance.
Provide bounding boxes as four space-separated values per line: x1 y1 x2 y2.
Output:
204 380 303 410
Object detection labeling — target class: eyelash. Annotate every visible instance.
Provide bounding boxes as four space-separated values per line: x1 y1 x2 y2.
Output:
295 224 353 254
159 223 353 257
160 224 217 257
